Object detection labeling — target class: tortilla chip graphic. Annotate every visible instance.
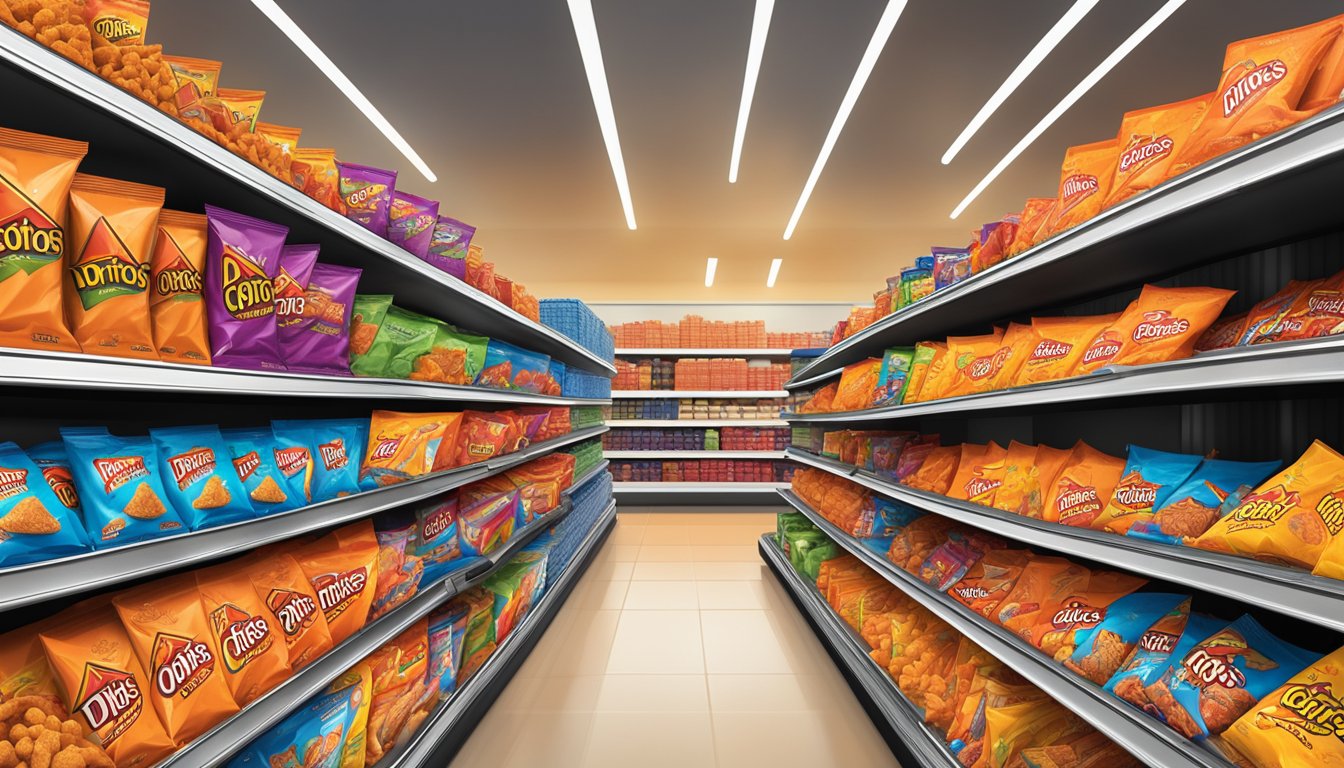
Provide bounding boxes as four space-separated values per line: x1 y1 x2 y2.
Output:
251 475 287 504
125 482 167 519
192 474 231 509
0 496 60 534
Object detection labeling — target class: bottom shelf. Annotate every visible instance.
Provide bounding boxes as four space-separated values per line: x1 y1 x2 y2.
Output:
758 535 958 768
381 498 618 767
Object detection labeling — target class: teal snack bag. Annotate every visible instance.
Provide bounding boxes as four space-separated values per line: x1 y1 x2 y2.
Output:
0 442 90 566
268 423 315 506
1092 445 1204 535
25 441 82 516
221 428 303 514
477 339 550 392
872 347 915 406
226 676 353 768
150 425 257 530
1105 611 1221 719
427 603 464 698
273 420 362 503
1128 457 1281 545
61 427 187 549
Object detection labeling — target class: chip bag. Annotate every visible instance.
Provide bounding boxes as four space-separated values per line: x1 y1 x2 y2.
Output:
273 243 319 340
204 205 289 371
870 347 914 406
229 675 352 768
40 605 177 768
1194 440 1344 568
362 410 463 486
293 520 380 645
83 0 148 47
1006 197 1056 257
1039 139 1119 241
1078 285 1235 374
422 216 474 280
0 620 65 714
0 441 89 566
337 661 373 768
948 441 1008 508
385 191 438 260
1040 442 1126 528
369 518 424 620
150 424 256 530
1105 94 1213 208
348 294 392 374
221 427 303 515
832 358 881 412
410 323 487 385
62 427 187 548
457 490 518 558
283 263 363 376
1090 445 1203 534
25 440 81 516
949 549 1034 619
362 619 428 764
1062 592 1189 685
241 550 335 672
0 127 86 352
357 306 437 380
1223 644 1344 768
477 339 551 393
269 422 314 506
902 444 960 495
1264 270 1344 344
1026 570 1147 661
149 209 212 365
254 122 302 154
1197 312 1248 352
112 573 241 743
413 497 462 586
903 341 945 404
1106 610 1219 717
291 148 344 212
1015 313 1119 386
995 556 1091 638
337 162 396 235
937 330 1006 400
164 55 220 121
1130 457 1281 545
451 411 520 468
426 604 465 701
275 419 364 503
195 558 293 706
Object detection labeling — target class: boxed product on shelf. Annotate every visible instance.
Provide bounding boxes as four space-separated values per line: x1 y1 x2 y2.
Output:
609 459 794 483
608 315 830 349
540 298 614 360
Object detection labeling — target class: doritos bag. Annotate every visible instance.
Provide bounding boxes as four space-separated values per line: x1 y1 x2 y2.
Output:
1077 285 1234 374
413 497 462 586
64 174 163 359
1040 139 1118 240
1090 445 1203 535
0 441 88 566
112 573 241 743
269 421 315 506
1042 442 1126 527
1194 440 1344 568
947 441 1008 508
1196 312 1248 352
0 127 86 352
369 517 424 620
362 410 463 486
995 556 1090 638
1223 644 1344 768
273 244 319 342
195 559 292 706
291 148 345 213
222 427 303 515
150 424 256 530
204 205 289 371
62 427 187 548
241 551 335 671
1006 197 1055 258
1062 592 1189 685
0 620 65 714
1015 313 1119 387
451 411 520 468
1130 457 1281 545
1172 18 1343 175
949 549 1034 620
1105 94 1212 208
40 605 177 768
386 191 438 260
337 163 396 235
1025 570 1146 661
902 444 960 495
149 209 212 365
293 520 380 645
273 420 363 503
25 440 81 516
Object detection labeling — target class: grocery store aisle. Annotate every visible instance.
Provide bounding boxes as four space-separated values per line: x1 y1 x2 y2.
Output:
449 507 902 768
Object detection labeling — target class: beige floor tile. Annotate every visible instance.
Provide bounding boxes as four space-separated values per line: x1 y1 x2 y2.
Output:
694 561 765 581
632 561 696 580
526 674 605 712
587 560 634 581
707 673 827 712
623 580 699 609
607 523 647 545
701 610 799 674
607 610 704 674
500 712 594 768
576 579 631 610
583 713 717 768
688 525 772 545
711 711 900 768
595 674 710 712
599 543 641 562
637 544 696 562
692 544 760 562
448 706 523 766
547 610 622 675
695 580 769 610
638 525 692 545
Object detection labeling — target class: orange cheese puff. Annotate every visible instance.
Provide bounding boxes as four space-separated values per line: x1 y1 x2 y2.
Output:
66 173 164 360
1043 442 1127 528
83 0 148 47
0 127 86 352
195 559 292 706
112 573 240 743
292 519 380 645
0 619 66 714
240 551 335 671
1301 14 1344 110
1172 18 1342 175
939 329 1006 400
903 341 945 404
1104 93 1212 209
1040 139 1119 240
255 122 302 154
1197 439 1344 570
903 445 961 496
39 605 177 768
1077 285 1234 373
947 442 1008 507
1015 313 1119 386
148 209 211 365
832 358 882 412
1006 198 1055 258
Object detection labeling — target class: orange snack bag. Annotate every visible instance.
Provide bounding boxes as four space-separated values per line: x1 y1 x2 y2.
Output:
950 549 1034 619
995 556 1090 639
40 605 177 767
1077 285 1234 374
291 148 345 213
1195 312 1248 351
833 358 881 412
255 122 302 154
112 573 240 743
1264 270 1344 343
1104 94 1212 209
1025 570 1146 660
293 519 380 645
0 619 65 712
1196 440 1344 569
1301 15 1344 110
66 173 164 359
241 551 335 671
83 0 148 47
1005 198 1055 258
207 88 266 134
903 445 961 495
903 341 946 404
362 618 429 764
361 410 464 487
986 322 1034 391
196 559 292 706
948 441 1008 507
1042 442 1126 527
938 329 1005 400
990 441 1039 516
1040 139 1118 239
1172 18 1342 174
163 56 221 122
0 127 86 352
798 381 838 413
148 209 211 365
1010 443 1073 520
1015 313 1119 386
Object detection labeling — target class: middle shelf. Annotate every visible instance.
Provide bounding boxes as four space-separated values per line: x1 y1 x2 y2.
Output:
604 450 787 460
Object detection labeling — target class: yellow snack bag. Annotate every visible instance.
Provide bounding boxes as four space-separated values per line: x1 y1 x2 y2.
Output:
903 341 945 404
1223 644 1344 768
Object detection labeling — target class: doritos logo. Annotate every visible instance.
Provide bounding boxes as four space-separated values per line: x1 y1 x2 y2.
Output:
1223 59 1287 118
0 175 64 281
1056 480 1101 523
266 588 319 637
74 662 142 744
1059 173 1099 214
274 447 309 478
964 476 1001 502
232 451 261 483
93 455 149 494
1028 339 1072 362
1278 683 1344 738
151 633 214 699
312 567 368 621
70 217 150 310
1082 332 1122 366
209 603 273 673
91 15 142 44
221 246 274 320
1230 485 1300 526
319 440 348 471
38 464 79 509
1132 310 1190 343
1184 647 1248 690
1318 491 1344 537
1112 473 1159 511
1118 135 1174 174
371 437 402 461
167 446 216 490
1138 630 1178 654
1051 600 1103 630
153 231 202 297
0 467 28 499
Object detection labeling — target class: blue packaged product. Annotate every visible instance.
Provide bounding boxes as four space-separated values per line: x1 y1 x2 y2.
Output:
458 490 518 557
24 441 82 516
1063 592 1189 685
1092 445 1203 535
476 339 551 393
1127 457 1281 545
268 423 314 506
1105 610 1221 719
857 496 923 539
61 427 187 548
272 420 363 503
0 442 90 566
221 428 304 514
427 604 466 699
415 496 463 586
871 347 915 407
226 671 355 768
349 418 378 492
150 424 257 529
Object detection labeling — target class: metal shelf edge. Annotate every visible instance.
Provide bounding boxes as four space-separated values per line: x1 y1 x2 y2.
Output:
604 450 787 459
616 348 797 357
606 419 789 427
612 390 790 399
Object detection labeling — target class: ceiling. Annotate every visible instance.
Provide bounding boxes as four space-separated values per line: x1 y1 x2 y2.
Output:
150 1 1341 303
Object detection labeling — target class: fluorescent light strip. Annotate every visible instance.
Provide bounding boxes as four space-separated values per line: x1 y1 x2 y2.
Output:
705 257 719 287
950 0 1187 220
249 0 436 182
766 258 782 287
941 0 1098 165
567 0 638 230
783 0 908 240
729 0 776 183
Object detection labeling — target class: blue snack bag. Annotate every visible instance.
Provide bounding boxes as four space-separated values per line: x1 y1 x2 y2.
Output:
427 604 464 699
1092 445 1203 535
415 496 463 585
25 441 82 518
61 428 187 548
871 348 915 407
268 421 315 505
1062 592 1189 685
0 442 90 566
1105 610 1222 718
1127 458 1281 545
274 420 362 503
221 428 304 514
149 425 257 530
227 675 354 768
348 418 378 492
476 339 551 393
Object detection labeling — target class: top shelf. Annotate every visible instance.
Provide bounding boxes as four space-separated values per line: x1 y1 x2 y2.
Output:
616 348 797 358
789 102 1344 384
0 29 614 377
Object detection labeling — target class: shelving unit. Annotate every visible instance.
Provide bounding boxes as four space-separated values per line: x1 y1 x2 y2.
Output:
616 348 796 357
613 390 790 399
605 450 786 460
606 419 789 427
612 481 787 505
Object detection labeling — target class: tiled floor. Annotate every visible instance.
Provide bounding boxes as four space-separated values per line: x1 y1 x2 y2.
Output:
449 507 902 768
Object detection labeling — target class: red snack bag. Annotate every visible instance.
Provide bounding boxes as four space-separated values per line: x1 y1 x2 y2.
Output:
448 411 520 469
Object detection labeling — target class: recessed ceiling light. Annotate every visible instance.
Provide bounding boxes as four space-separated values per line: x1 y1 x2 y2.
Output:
783 0 908 240
766 258 782 287
567 0 638 230
249 0 437 182
950 0 1187 220
941 0 1098 165
705 257 719 287
730 0 776 184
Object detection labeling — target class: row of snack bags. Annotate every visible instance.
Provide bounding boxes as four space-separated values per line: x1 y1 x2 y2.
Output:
828 12 1344 344
0 0 545 322
0 406 573 566
805 428 1344 578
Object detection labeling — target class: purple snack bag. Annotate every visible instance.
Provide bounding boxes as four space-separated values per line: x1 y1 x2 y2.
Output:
204 204 289 371
386 191 439 259
336 161 397 234
274 244 320 337
283 263 362 376
422 216 475 280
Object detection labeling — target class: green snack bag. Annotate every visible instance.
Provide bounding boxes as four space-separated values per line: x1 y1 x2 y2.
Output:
410 321 488 385
872 347 915 406
360 306 437 379
801 538 840 581
453 587 496 686
904 343 939 404
349 294 393 377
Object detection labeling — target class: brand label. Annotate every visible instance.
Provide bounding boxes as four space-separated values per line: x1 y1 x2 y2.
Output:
1318 491 1344 537
93 455 149 494
1056 480 1101 523
953 585 990 600
274 447 309 478
167 447 216 490
1223 59 1287 118
1058 173 1099 215
1277 683 1344 739
69 218 149 310
966 348 1012 381
210 603 273 672
232 451 261 483
422 503 456 539
1082 333 1122 366
0 467 27 499
371 437 402 461
151 633 214 699
1051 601 1103 629
74 663 142 745
1307 292 1344 318
266 588 319 637
153 230 202 298
318 439 348 471
0 175 64 281
1138 630 1178 654
312 567 368 621
38 464 79 509
1184 647 1247 690
343 182 387 210
1028 339 1072 362
221 246 273 321
964 476 1001 502
1112 472 1159 511
1132 310 1190 343
1227 485 1300 532
91 15 142 43
1118 135 1174 174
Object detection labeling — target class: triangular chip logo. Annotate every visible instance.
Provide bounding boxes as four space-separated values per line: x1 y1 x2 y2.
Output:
210 602 274 672
0 173 65 281
266 587 319 637
221 245 274 320
152 229 202 298
150 631 215 698
70 217 149 310
74 662 142 745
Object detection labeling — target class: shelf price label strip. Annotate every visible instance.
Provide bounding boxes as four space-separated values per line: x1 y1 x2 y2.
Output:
779 489 1231 768
787 447 1344 633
